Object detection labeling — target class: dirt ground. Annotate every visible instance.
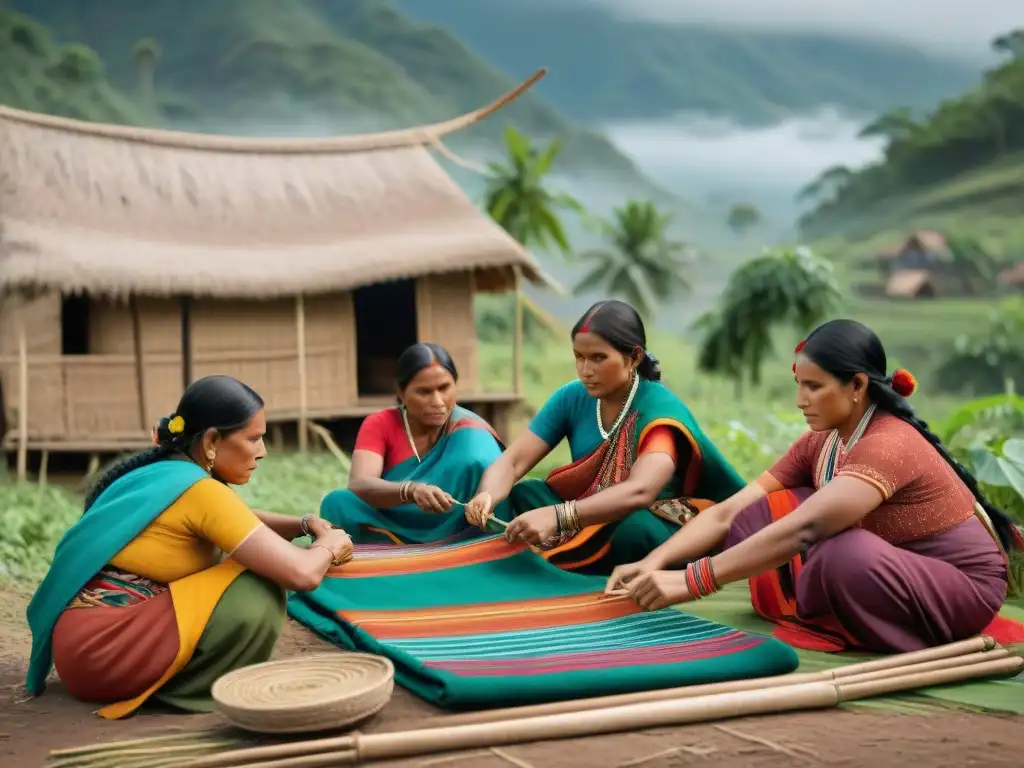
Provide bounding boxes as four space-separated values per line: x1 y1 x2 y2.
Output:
2 584 1022 768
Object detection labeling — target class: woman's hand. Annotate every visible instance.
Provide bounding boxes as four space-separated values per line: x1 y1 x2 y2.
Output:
410 483 456 513
605 558 659 593
464 492 493 528
627 570 693 611
319 528 354 565
305 515 335 540
504 506 559 546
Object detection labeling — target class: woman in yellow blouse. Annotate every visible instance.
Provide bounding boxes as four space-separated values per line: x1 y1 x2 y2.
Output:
25 374 353 719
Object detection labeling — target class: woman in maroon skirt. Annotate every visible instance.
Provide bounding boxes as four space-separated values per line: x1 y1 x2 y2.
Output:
606 319 1023 653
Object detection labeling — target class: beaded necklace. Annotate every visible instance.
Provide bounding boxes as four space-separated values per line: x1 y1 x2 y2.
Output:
597 373 640 440
401 406 449 463
817 403 876 487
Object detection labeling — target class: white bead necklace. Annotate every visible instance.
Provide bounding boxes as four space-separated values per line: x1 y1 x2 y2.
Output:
597 373 640 440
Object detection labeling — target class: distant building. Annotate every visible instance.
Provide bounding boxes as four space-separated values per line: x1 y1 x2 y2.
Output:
876 230 961 299
997 262 1024 294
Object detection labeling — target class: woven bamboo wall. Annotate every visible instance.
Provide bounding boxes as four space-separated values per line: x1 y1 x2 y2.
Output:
415 272 478 392
0 293 66 437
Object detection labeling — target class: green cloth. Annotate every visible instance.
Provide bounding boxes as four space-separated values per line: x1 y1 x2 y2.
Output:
155 571 286 713
321 405 509 544
686 583 1024 715
287 533 799 709
25 460 209 695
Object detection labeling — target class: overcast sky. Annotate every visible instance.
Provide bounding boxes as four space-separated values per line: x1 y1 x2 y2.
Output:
586 1 1022 60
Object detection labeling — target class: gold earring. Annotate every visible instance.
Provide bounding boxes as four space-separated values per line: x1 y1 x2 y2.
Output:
205 449 216 472
853 396 860 404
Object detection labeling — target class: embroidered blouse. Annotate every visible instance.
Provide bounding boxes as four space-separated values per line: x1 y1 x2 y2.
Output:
763 411 975 544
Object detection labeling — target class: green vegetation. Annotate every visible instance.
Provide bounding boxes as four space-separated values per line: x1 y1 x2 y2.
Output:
575 200 693 318
725 203 762 237
800 34 1024 241
394 0 979 125
7 0 645 181
0 9 144 123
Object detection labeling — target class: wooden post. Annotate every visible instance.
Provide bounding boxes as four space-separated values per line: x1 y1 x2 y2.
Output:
512 267 524 396
179 296 193 390
296 294 308 453
16 319 28 481
129 295 149 432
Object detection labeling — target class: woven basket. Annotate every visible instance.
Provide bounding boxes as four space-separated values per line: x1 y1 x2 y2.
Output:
211 652 395 734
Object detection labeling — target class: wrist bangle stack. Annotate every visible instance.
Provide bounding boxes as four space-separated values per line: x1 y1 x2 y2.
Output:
300 514 315 537
399 480 417 503
684 556 720 600
554 500 580 537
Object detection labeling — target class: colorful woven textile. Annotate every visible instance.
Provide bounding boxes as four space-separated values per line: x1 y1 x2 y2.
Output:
287 531 799 708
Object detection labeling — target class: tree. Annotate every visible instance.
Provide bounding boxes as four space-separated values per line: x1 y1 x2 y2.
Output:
992 29 1024 58
726 203 761 236
48 44 104 83
857 107 921 141
944 232 1002 295
133 37 162 114
574 200 692 318
483 125 583 257
694 246 841 393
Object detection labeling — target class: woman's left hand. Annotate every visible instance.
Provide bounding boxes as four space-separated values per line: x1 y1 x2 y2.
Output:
627 570 694 611
504 506 559 546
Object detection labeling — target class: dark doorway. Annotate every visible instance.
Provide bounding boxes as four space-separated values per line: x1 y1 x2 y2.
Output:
353 280 418 396
61 294 90 354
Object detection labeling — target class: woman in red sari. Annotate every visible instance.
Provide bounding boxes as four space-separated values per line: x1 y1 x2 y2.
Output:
607 319 1023 653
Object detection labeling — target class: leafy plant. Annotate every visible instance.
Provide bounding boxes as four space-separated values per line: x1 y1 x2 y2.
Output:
694 246 842 392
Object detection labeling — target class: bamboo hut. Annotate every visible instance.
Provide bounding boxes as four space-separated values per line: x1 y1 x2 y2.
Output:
0 73 553 477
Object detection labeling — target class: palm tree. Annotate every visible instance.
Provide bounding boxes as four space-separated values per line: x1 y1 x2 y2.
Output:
483 125 583 257
574 200 693 318
694 246 841 393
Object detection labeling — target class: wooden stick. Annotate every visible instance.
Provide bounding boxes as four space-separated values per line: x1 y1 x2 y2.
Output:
16 318 27 480
152 642 1013 768
129 294 149 432
296 295 308 454
181 654 1022 768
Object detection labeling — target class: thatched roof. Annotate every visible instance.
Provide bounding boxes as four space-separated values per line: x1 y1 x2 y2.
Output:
878 229 950 260
0 70 558 298
885 268 934 298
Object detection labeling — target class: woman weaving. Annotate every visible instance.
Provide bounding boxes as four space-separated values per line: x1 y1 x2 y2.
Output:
25 375 353 718
607 319 1024 653
322 342 509 544
464 300 745 573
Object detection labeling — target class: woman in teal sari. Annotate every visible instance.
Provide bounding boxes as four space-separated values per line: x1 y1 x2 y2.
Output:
321 342 508 544
464 300 744 573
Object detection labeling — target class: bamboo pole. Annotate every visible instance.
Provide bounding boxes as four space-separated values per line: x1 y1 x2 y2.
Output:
146 642 1018 768
129 295 149 432
16 318 28 480
512 267 523 397
296 295 308 454
180 296 193 390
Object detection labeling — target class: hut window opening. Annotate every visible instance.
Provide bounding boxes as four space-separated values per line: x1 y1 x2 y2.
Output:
61 294 91 355
354 279 417 396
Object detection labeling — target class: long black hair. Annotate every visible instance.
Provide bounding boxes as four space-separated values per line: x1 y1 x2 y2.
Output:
801 318 1018 552
395 342 458 393
84 375 265 512
571 300 662 381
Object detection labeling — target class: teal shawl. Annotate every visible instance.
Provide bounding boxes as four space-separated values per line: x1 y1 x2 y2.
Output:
25 460 209 694
321 405 508 544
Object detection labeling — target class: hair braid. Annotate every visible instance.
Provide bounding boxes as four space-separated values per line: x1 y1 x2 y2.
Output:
868 380 1017 552
83 444 177 513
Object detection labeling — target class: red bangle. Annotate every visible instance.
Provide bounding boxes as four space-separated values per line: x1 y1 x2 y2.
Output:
685 557 720 599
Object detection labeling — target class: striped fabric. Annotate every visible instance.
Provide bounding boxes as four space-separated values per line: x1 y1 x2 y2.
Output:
287 531 800 708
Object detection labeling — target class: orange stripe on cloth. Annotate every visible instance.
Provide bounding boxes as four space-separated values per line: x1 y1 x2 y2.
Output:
339 592 638 640
638 418 703 495
328 537 527 578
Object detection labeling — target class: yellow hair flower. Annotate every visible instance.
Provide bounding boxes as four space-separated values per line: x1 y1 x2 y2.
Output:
168 415 185 434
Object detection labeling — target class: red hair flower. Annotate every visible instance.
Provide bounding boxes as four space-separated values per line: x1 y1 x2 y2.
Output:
891 368 917 398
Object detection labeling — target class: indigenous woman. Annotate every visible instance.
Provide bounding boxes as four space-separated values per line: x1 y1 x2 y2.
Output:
463 300 745 573
26 375 353 718
321 342 508 544
607 319 1024 653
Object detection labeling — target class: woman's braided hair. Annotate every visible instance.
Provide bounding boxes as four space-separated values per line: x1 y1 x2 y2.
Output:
83 375 265 512
801 318 1019 553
